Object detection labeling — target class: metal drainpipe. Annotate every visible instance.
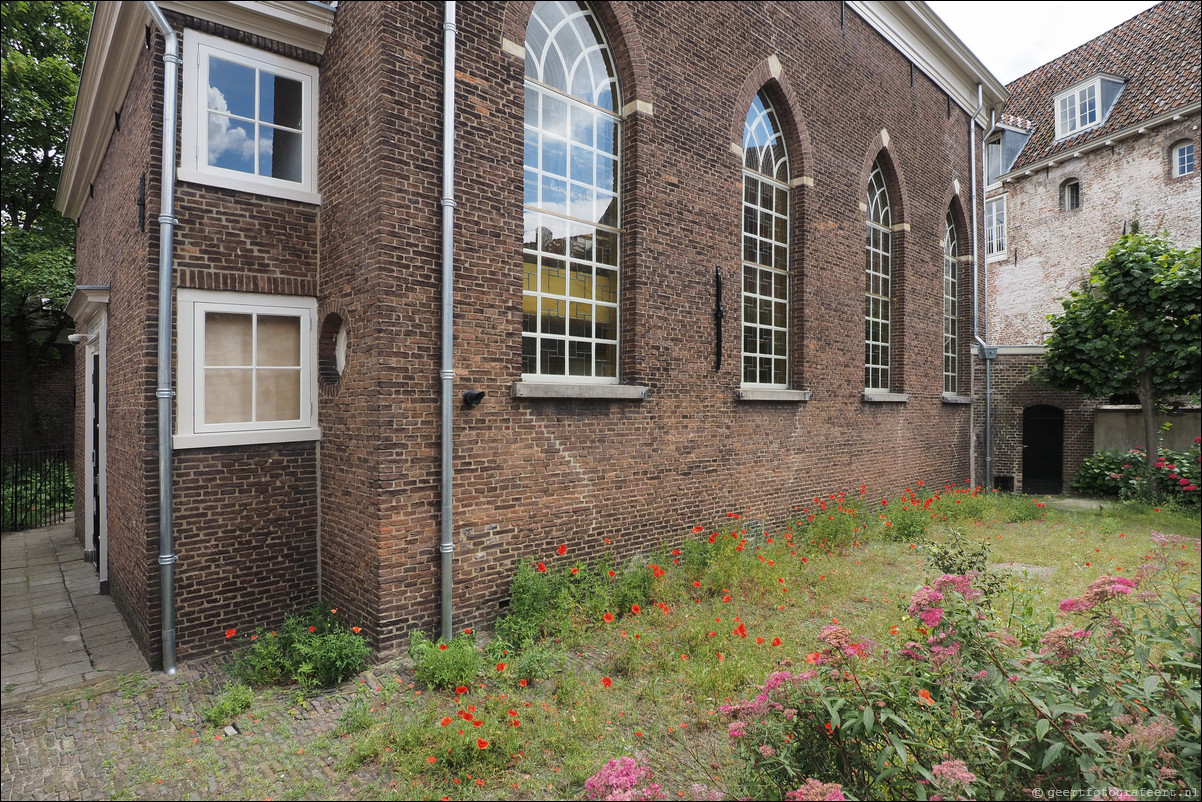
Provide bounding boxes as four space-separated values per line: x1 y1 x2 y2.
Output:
143 0 180 674
970 82 994 491
439 0 458 644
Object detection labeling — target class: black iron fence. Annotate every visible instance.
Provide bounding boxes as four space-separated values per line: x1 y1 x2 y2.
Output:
1 447 73 531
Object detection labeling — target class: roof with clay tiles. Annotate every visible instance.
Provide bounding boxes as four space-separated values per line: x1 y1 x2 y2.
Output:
1001 1 1200 171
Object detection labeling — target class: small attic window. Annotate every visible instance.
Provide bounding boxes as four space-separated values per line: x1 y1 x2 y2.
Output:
1053 74 1124 141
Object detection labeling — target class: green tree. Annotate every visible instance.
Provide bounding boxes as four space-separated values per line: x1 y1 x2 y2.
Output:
1 0 91 447
1035 231 1201 495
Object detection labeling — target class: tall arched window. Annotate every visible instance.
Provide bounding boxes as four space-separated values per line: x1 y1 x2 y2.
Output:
943 211 959 394
741 91 790 387
522 1 621 380
864 161 891 391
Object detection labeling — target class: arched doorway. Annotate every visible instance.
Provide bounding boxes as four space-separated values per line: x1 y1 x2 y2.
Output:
1022 405 1064 494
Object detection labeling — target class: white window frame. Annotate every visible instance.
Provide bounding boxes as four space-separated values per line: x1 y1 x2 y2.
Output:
985 135 1003 188
1061 179 1081 211
864 162 892 392
1172 141 1196 177
985 196 1007 260
1054 78 1100 140
521 1 621 384
180 30 321 204
943 212 958 395
176 289 320 449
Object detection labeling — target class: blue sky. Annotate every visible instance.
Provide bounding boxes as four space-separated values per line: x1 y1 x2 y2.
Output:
927 1 1159 84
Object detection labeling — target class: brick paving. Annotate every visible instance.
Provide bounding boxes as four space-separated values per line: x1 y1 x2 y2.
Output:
0 520 415 800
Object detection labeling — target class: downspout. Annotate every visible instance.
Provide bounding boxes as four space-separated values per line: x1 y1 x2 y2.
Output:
970 82 995 490
439 0 458 643
143 1 180 673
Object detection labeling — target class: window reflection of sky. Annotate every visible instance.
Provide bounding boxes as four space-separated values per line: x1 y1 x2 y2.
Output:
206 57 303 181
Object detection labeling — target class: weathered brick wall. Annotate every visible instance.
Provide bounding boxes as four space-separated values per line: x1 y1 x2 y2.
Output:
986 116 1200 345
313 1 985 650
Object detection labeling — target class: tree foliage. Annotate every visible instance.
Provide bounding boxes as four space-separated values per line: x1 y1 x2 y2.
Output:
1 0 91 447
1035 231 1201 493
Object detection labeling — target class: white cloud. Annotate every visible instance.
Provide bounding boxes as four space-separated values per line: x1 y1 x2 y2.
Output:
207 86 256 166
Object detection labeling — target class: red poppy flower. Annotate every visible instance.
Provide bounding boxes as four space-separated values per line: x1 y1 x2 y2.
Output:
733 623 748 638
519 679 528 687
477 739 490 749
496 662 507 672
557 543 568 556
225 628 237 639
438 643 448 650
455 685 467 695
771 637 782 646
536 562 547 573
463 628 472 634
805 652 820 664
512 719 520 728
631 604 641 615
352 626 362 634
330 608 337 614
608 570 616 578
440 717 452 727
917 688 935 707
427 756 437 763
571 567 578 575
693 580 701 588
755 637 765 645
308 626 316 633
692 525 704 533
602 677 612 688
603 612 614 623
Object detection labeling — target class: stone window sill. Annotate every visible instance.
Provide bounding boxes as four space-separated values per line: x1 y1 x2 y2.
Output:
862 391 910 403
511 382 649 400
736 388 812 402
941 393 972 405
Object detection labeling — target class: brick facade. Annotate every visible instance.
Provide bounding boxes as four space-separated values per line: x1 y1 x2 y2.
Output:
977 2 1201 497
67 0 999 664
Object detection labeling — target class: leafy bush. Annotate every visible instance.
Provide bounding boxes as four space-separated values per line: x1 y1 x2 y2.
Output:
720 532 1201 800
228 603 370 689
203 681 253 727
1073 443 1201 508
925 528 1007 597
409 630 482 690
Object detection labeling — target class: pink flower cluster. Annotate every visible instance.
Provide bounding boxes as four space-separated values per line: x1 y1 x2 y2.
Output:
908 585 945 628
784 778 846 801
583 757 666 801
929 758 976 800
1059 575 1137 613
933 573 982 601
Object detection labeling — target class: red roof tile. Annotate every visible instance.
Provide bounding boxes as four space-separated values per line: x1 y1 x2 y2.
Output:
1001 1 1200 170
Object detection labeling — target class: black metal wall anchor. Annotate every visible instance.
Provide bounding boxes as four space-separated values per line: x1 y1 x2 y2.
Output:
714 267 724 371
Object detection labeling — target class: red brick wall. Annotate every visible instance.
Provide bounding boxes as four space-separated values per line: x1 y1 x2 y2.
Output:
76 0 993 664
73 32 159 659
73 14 321 665
315 1 984 650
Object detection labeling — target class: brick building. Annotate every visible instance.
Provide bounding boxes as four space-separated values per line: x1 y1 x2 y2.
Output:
56 0 1006 667
975 1 1201 494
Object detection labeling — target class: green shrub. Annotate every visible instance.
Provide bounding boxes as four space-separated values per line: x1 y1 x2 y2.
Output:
409 630 482 690
926 528 1006 597
720 531 1201 800
1073 444 1201 508
228 603 370 689
203 681 253 727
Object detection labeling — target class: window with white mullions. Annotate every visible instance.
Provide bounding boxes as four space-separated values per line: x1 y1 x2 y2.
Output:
741 91 790 387
943 212 959 394
522 1 621 381
180 31 318 202
985 196 1006 258
1172 141 1195 177
864 162 892 391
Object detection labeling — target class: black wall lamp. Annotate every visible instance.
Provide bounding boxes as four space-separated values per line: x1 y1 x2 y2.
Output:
462 390 486 408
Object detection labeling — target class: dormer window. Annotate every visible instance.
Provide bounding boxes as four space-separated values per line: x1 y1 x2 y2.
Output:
1053 74 1124 141
985 135 1003 186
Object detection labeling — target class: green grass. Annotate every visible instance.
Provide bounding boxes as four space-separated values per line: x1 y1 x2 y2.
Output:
12 490 1198 801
